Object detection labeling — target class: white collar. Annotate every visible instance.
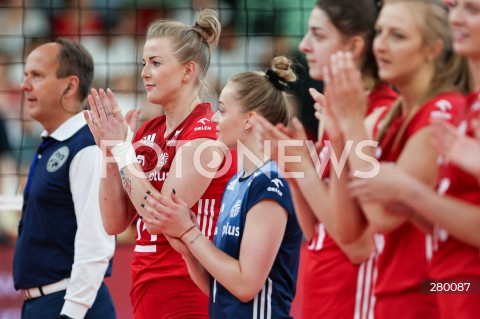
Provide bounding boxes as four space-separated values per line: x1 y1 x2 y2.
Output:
40 112 87 141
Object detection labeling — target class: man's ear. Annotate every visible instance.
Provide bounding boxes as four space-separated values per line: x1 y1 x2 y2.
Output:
63 76 79 97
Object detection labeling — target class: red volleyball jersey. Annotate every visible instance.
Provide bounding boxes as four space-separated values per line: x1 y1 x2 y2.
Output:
129 103 236 308
302 83 396 319
373 92 466 296
303 224 377 319
321 83 397 179
367 82 398 115
432 91 480 281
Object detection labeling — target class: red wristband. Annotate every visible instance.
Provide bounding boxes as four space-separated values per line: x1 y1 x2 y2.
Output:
179 225 196 240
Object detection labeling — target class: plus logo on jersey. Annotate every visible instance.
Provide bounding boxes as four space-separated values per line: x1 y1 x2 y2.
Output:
194 118 212 131
148 170 168 182
268 178 284 196
221 223 240 237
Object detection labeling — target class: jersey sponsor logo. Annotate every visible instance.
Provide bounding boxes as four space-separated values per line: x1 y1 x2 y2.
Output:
166 129 183 146
156 152 169 167
194 118 212 131
140 133 157 147
430 99 453 120
271 178 284 188
267 178 284 196
197 118 211 125
230 200 242 218
194 126 212 131
148 170 168 181
46 146 69 172
221 222 240 237
226 179 237 191
435 99 453 112
140 139 154 147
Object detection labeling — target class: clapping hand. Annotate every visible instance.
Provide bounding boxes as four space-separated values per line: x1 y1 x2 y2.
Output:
85 88 141 152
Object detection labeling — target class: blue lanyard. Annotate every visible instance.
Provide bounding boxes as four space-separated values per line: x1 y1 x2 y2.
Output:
24 137 56 198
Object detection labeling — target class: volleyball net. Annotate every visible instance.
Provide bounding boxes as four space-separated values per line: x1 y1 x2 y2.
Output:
0 0 316 241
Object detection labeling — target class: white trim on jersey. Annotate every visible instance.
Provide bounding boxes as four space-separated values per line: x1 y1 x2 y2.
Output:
253 290 258 319
260 281 266 318
307 223 326 251
213 279 217 303
136 218 142 241
197 198 216 240
354 261 366 319
354 254 376 319
134 244 156 253
368 262 378 319
361 256 374 319
253 278 273 319
267 278 272 319
425 234 433 261
207 199 215 238
305 222 377 318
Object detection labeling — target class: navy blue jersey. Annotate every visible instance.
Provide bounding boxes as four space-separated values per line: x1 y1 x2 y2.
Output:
209 161 302 319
